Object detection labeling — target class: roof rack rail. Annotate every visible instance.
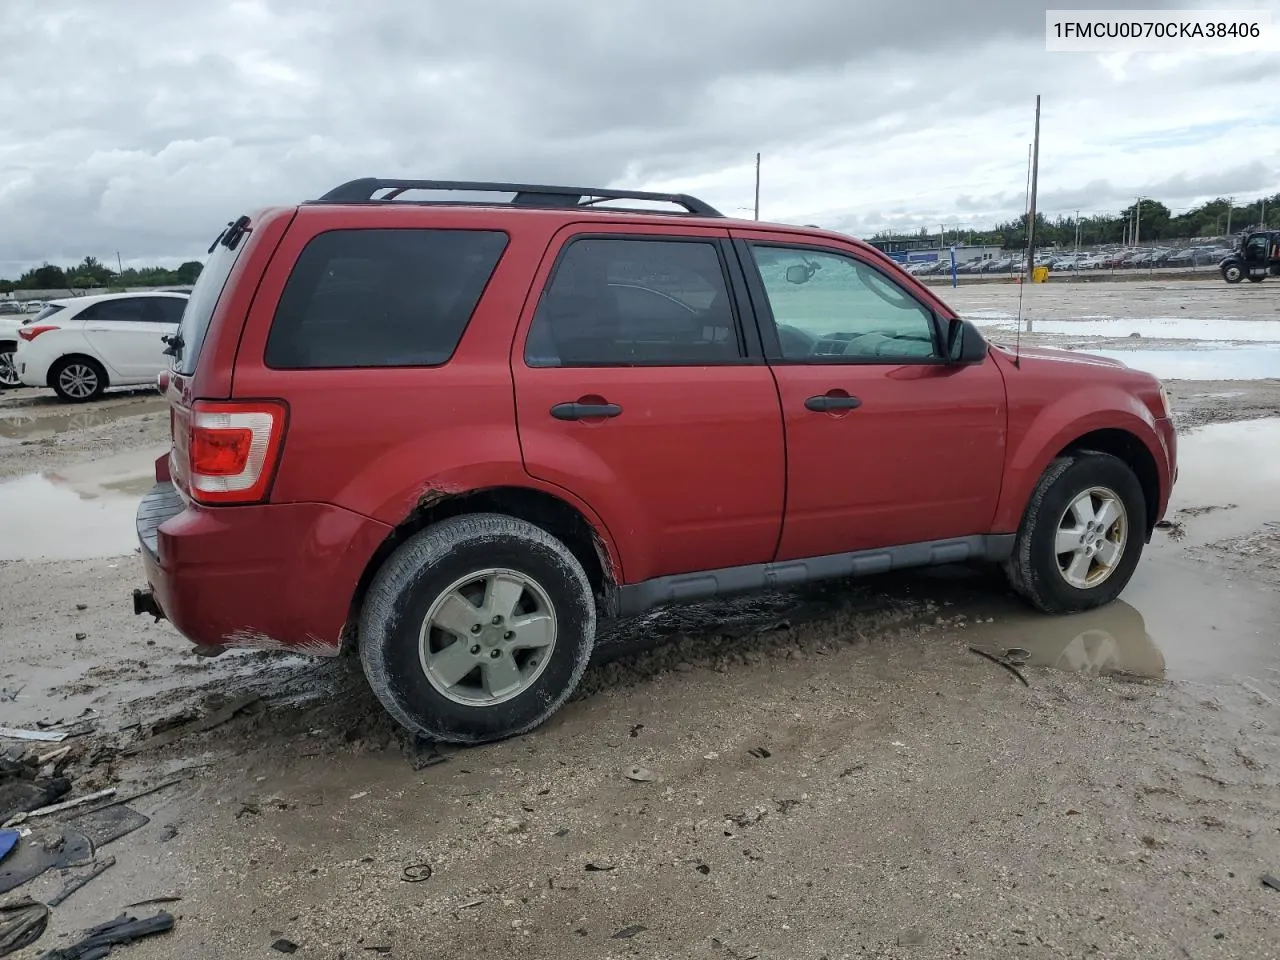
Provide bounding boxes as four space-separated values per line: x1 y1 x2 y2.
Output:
309 178 725 217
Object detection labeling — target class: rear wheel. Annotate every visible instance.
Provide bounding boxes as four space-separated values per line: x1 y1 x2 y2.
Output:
1004 452 1146 615
358 513 596 744
50 357 106 402
0 344 17 389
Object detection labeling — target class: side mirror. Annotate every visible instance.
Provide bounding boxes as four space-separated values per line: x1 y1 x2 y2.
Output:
945 318 987 365
785 264 814 284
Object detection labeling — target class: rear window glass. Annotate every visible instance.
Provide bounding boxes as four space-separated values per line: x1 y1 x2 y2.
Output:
32 304 65 323
264 228 508 369
174 236 245 376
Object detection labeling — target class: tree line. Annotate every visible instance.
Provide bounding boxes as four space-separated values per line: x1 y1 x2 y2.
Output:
872 192 1279 250
0 256 204 294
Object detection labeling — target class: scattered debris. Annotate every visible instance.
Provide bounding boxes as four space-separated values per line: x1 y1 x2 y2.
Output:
271 938 299 954
35 747 71 768
236 803 260 819
123 694 262 756
148 708 199 736
1002 647 1032 665
748 747 771 759
584 862 616 872
696 863 711 875
401 863 433 883
159 825 178 843
3 789 116 829
48 857 116 908
350 791 369 800
35 909 173 960
0 729 66 744
612 924 647 940
120 897 182 911
624 766 654 782
64 806 150 849
967 647 1030 687
0 832 17 865
629 724 644 738
0 897 48 957
409 738 448 770
0 829 93 896
1261 873 1280 892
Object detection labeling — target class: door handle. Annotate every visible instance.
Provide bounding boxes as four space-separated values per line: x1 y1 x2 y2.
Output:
805 394 862 412
550 401 623 421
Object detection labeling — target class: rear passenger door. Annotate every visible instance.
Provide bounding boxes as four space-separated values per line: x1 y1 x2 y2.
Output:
512 225 786 586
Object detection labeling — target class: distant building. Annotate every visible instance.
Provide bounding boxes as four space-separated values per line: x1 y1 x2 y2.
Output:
868 241 1003 265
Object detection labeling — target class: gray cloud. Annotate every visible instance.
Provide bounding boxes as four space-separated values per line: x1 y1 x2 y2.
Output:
1 0 1278 274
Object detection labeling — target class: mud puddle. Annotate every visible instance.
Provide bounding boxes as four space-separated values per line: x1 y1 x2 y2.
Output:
953 417 1280 684
0 445 167 560
0 392 165 445
1077 344 1280 380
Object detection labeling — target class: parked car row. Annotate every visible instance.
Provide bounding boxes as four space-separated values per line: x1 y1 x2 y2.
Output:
0 291 187 400
902 243 1236 278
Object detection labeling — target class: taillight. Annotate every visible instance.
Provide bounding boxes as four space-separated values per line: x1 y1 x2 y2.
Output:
18 325 58 341
188 400 287 505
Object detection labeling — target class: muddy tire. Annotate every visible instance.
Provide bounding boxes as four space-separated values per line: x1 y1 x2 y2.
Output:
358 513 596 744
1222 262 1243 284
1004 452 1146 615
49 356 107 402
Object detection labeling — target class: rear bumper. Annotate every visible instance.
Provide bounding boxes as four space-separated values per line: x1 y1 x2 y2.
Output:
135 482 392 655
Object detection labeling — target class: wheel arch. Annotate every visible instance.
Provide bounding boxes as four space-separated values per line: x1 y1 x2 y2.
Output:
1055 428 1161 537
344 484 619 653
47 353 110 390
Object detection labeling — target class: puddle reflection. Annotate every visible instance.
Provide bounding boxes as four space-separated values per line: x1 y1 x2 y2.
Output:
0 394 165 444
967 601 1165 680
0 447 166 561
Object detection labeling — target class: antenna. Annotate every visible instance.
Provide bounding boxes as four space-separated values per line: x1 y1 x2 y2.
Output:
1014 94 1041 369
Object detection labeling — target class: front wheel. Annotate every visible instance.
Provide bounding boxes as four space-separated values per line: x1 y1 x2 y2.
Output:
358 513 596 744
1004 452 1146 615
1222 263 1243 283
50 357 106 402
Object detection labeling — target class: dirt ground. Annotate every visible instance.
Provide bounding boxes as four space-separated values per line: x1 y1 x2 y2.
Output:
0 279 1278 959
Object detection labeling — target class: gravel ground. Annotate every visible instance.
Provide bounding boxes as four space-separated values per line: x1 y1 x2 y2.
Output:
1 279 1278 959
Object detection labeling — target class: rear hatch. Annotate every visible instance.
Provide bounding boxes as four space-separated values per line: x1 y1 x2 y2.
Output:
163 210 295 500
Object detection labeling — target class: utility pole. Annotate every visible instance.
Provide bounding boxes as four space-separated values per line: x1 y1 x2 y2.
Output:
1226 197 1233 238
1025 95 1041 282
1074 209 1080 262
753 152 761 221
1134 197 1141 247
116 251 123 279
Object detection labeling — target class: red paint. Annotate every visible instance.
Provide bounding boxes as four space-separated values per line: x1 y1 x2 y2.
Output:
143 500 391 653
139 198 1178 657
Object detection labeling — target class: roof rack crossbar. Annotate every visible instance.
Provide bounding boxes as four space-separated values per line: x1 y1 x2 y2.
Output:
311 178 724 217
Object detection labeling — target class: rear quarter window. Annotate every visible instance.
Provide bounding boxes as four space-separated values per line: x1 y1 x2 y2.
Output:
264 228 509 369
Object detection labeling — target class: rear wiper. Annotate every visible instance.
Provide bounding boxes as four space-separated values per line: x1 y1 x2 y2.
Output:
206 214 252 254
161 333 184 358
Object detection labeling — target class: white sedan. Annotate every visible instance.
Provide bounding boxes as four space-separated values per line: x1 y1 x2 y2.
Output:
15 292 188 402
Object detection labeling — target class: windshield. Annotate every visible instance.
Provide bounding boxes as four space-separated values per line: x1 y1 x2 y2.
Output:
173 223 247 375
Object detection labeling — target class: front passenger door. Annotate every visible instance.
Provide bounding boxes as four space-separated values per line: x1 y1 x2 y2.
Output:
734 235 1008 562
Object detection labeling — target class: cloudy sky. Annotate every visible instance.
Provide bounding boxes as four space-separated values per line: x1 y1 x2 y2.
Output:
2 0 1279 275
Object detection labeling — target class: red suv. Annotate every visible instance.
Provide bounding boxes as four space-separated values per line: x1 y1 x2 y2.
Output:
133 179 1177 744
